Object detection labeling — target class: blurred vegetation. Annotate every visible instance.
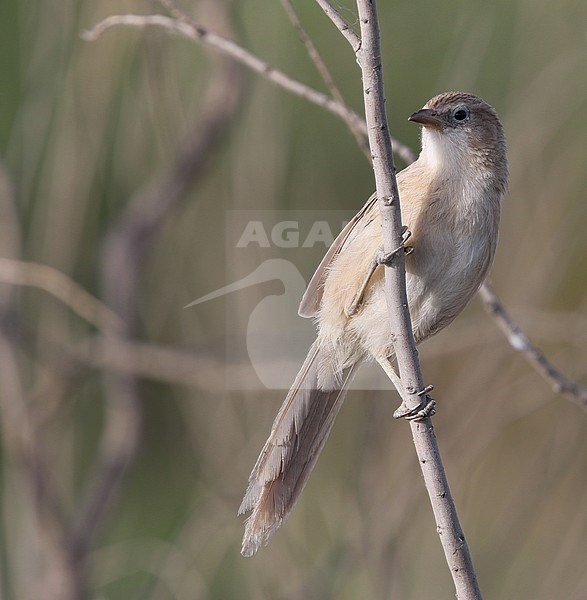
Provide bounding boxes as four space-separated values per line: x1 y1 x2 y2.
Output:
0 0 586 599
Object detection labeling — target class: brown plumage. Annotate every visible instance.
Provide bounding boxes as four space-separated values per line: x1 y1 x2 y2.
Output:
239 92 508 557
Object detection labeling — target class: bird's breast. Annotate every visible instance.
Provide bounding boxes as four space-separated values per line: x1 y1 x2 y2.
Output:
317 168 501 355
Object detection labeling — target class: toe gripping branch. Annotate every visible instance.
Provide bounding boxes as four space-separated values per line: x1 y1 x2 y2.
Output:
393 384 436 422
345 226 413 318
375 226 414 267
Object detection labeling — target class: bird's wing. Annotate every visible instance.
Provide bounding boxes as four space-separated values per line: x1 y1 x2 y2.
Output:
298 193 378 318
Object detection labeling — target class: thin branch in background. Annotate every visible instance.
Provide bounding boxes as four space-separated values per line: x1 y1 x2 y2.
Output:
156 0 191 22
65 336 253 393
479 283 587 410
82 13 416 165
163 0 416 164
279 0 371 160
70 1 246 593
0 331 79 600
350 0 482 596
81 15 363 139
0 257 124 335
0 165 78 600
162 0 364 55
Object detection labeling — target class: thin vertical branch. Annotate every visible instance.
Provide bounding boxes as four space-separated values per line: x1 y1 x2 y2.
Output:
0 165 78 600
352 1 482 597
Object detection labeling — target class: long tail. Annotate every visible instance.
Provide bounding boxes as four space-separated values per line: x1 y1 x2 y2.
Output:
238 341 356 556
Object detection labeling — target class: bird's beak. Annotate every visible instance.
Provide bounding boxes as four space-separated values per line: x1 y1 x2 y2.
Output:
408 108 444 129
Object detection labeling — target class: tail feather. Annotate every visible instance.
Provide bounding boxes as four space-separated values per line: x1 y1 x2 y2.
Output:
239 341 355 556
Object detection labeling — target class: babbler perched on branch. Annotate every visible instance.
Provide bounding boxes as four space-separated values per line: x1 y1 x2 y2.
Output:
239 92 508 557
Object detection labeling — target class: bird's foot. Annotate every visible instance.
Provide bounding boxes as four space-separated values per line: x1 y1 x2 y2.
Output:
375 227 413 266
393 385 436 421
345 228 412 318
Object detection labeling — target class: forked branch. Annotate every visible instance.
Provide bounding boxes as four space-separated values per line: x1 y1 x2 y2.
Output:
82 12 416 165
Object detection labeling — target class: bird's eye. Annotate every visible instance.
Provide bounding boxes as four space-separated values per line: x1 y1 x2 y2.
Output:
453 108 468 121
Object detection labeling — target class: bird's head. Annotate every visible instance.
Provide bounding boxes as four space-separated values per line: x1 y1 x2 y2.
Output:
409 92 508 191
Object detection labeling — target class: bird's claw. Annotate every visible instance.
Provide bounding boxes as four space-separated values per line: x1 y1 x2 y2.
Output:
345 229 412 318
375 228 413 266
393 385 436 421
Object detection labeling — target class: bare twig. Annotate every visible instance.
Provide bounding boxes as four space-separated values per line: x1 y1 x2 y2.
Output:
82 13 416 165
156 0 189 20
82 14 365 135
314 0 361 51
65 336 253 393
479 283 587 410
0 257 124 334
352 0 482 597
279 0 371 160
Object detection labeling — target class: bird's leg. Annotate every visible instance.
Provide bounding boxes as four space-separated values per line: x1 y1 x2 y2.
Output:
376 355 436 421
344 256 380 318
345 226 413 317
375 354 402 388
375 226 414 267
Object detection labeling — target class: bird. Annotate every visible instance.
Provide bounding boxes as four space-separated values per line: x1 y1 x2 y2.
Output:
238 92 509 557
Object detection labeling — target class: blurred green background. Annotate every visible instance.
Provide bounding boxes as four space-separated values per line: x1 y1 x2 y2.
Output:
0 0 586 599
